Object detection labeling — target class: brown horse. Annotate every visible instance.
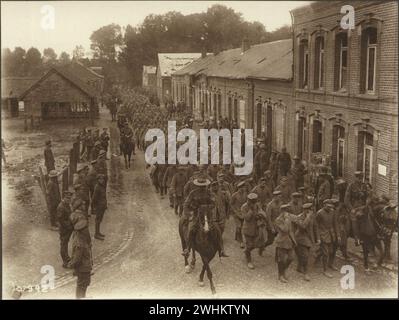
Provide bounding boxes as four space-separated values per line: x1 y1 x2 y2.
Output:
179 204 221 294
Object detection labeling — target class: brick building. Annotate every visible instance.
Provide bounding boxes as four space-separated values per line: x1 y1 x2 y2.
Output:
291 1 398 199
157 53 202 104
172 39 295 153
20 61 104 121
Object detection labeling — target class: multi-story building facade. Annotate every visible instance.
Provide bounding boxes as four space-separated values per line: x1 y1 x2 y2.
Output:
291 1 398 199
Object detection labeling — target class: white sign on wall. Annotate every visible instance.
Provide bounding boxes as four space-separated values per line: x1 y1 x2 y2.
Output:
378 164 387 176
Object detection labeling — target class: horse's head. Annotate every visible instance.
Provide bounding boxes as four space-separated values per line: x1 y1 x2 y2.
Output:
198 204 213 233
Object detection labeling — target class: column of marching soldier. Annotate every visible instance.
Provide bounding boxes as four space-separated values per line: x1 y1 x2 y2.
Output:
120 91 397 285
44 126 110 298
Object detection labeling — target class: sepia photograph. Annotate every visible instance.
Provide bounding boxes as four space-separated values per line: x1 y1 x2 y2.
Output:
1 0 398 301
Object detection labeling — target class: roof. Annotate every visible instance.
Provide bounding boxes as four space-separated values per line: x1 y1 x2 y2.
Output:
143 65 157 74
1 77 40 99
173 39 292 81
20 61 103 100
158 53 202 78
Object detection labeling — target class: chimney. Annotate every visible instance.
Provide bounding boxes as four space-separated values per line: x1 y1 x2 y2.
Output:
241 38 250 53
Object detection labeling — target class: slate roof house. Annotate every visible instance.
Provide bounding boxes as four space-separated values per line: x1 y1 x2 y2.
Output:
20 61 104 121
156 53 202 104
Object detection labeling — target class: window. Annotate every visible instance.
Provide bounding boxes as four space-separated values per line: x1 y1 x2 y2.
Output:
312 120 322 153
334 33 348 91
360 28 377 94
357 131 374 182
299 40 309 88
332 125 345 177
314 36 325 89
297 117 306 159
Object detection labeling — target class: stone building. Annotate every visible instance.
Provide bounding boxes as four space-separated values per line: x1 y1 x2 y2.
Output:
20 61 104 121
291 0 398 199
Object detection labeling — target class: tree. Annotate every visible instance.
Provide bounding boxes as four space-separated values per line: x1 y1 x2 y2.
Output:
24 47 42 76
59 51 71 64
43 47 57 65
73 45 85 61
90 23 123 63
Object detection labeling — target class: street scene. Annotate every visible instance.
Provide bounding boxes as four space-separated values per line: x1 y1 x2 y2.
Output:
1 1 398 300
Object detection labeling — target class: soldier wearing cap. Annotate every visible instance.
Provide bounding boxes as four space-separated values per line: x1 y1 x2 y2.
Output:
315 199 340 278
91 140 102 161
92 174 107 240
241 193 268 269
163 164 178 208
254 143 269 182
85 129 94 161
344 171 369 245
251 177 273 211
68 204 92 299
170 165 188 216
86 160 98 213
316 172 331 211
44 140 55 173
288 192 303 216
275 176 292 204
231 181 248 248
47 170 61 230
274 203 297 283
292 202 318 281
57 190 74 267
209 181 230 257
263 170 275 192
73 163 90 216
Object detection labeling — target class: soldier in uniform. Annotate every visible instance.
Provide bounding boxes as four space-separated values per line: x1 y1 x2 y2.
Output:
291 155 307 190
344 171 369 245
263 170 275 192
288 192 303 216
85 129 94 162
269 151 279 186
254 144 269 182
96 150 108 189
275 176 292 204
242 193 267 269
73 163 90 216
170 166 188 216
209 181 230 256
47 170 61 230
183 178 227 258
57 190 74 268
100 128 110 157
274 204 297 283
264 190 282 249
86 160 98 215
277 147 291 180
380 201 398 262
317 172 331 211
251 177 273 210
68 201 93 299
92 174 107 240
292 202 318 281
91 141 102 161
315 199 340 278
163 164 177 208
44 140 55 173
231 181 248 248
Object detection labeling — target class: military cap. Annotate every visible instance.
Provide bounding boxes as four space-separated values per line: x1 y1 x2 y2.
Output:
45 140 52 146
97 174 106 180
280 204 291 210
260 177 266 182
280 176 288 182
273 190 282 196
193 178 211 187
354 171 363 176
264 170 271 175
247 193 258 200
73 183 83 190
323 199 332 205
91 159 98 165
336 178 346 186
210 181 218 187
386 201 397 209
48 170 58 178
298 187 305 192
292 192 302 197
98 150 106 157
77 163 88 172
260 143 266 149
237 181 247 188
293 155 300 160
217 172 225 177
330 198 340 205
303 202 313 209
63 190 73 197
94 140 101 146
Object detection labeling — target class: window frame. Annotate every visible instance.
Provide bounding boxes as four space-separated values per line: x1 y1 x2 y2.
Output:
366 36 377 94
338 34 348 90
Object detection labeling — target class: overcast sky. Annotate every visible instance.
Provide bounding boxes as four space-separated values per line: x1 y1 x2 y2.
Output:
1 1 309 56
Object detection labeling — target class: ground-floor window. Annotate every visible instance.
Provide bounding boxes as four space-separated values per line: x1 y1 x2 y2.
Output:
312 119 323 153
297 117 306 159
357 131 374 183
331 125 345 177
